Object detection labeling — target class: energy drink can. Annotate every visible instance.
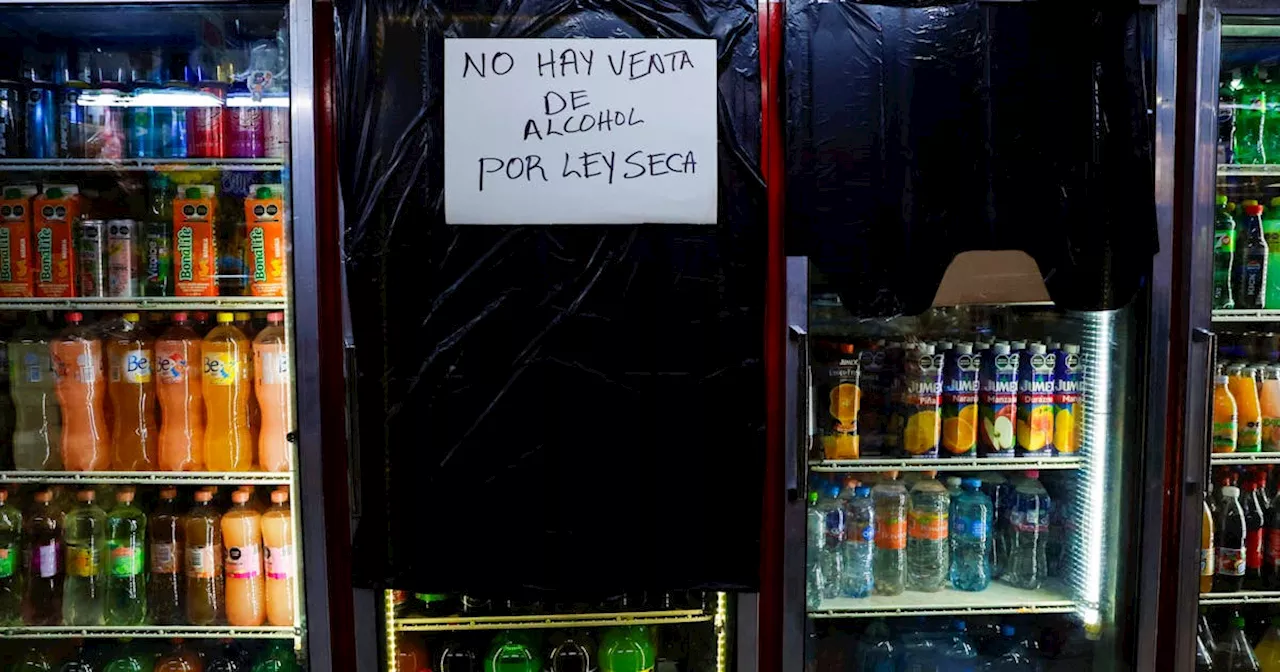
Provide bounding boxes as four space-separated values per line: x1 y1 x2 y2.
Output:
127 99 158 158
24 83 55 159
0 83 21 158
227 90 264 158
263 104 288 158
76 218 106 297
107 218 136 297
188 84 226 158
55 86 85 158
155 105 188 158
142 220 170 296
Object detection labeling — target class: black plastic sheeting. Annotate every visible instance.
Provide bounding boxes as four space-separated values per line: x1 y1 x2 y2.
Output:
786 1 1158 316
336 1 765 596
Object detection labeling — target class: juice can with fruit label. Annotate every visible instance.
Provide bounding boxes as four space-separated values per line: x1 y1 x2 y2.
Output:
979 343 1018 457
901 343 942 459
245 184 287 297
1053 344 1081 454
1016 343 1057 457
76 218 106 297
0 185 36 297
818 342 860 460
33 185 79 298
172 185 217 297
941 342 980 457
107 218 137 297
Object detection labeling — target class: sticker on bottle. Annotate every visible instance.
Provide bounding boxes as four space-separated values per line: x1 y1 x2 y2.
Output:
0 543 14 578
151 541 181 574
157 348 192 384
23 352 42 383
908 510 949 541
108 542 144 577
186 544 217 579
265 544 295 580
874 510 906 550
1218 547 1246 576
34 541 59 578
122 349 152 384
260 349 290 385
203 352 239 385
1202 548 1215 578
66 544 98 577
225 543 262 579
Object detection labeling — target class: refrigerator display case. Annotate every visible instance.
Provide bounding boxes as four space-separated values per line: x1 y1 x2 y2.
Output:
0 1 336 670
781 1 1175 670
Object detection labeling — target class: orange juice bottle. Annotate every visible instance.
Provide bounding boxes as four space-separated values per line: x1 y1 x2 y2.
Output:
156 312 204 471
202 313 251 471
262 489 294 626
221 489 264 626
50 312 110 471
1202 499 1215 593
1263 366 1280 452
1229 366 1262 452
1214 375 1239 453
254 312 291 472
107 313 158 471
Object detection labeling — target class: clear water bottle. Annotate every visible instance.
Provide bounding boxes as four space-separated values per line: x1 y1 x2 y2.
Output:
842 485 875 598
950 477 993 592
805 490 824 610
942 619 979 672
1005 471 1052 590
815 484 846 600
872 477 908 596
987 625 1040 671
907 475 950 592
856 619 896 671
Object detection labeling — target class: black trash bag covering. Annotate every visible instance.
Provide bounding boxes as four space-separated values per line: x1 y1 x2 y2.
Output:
336 0 765 596
786 1 1157 316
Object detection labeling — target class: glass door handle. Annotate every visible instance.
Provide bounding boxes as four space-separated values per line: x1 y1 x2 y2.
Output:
786 324 808 502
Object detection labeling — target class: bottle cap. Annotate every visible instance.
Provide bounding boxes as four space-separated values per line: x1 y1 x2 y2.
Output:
160 487 178 499
1223 486 1241 498
194 490 213 502
1002 625 1015 636
993 343 1011 355
1247 204 1265 216
962 477 982 489
1025 470 1040 479
267 311 284 324
270 490 288 504
231 491 250 504
216 312 233 323
1029 343 1047 354
123 312 140 322
234 312 250 322
172 312 188 322
953 619 966 631
116 489 134 503
1216 374 1230 384
853 485 871 497
66 311 82 323
1218 194 1229 206
34 490 52 503
76 489 95 502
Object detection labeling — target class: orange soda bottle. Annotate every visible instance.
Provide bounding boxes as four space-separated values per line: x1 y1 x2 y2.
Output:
50 312 110 471
262 489 294 626
202 313 251 471
1214 374 1239 453
236 312 260 460
107 313 158 470
222 489 264 626
156 312 204 471
254 312 290 472
1228 366 1262 452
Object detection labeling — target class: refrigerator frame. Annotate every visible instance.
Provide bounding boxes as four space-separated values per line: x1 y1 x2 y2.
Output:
777 0 1178 669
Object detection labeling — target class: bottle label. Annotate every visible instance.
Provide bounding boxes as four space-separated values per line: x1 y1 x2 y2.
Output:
33 541 59 578
225 543 262 579
108 541 144 577
1241 420 1262 451
1249 528 1265 569
1215 230 1236 255
0 543 14 578
261 349 290 385
1265 418 1280 452
121 348 153 384
66 544 98 577
151 541 181 574
1010 506 1050 533
187 544 217 578
874 509 906 550
203 352 239 385
157 347 194 383
23 352 43 383
952 517 988 540
908 509 948 541
1219 547 1246 576
1214 420 1239 452
1201 548 1214 578
265 544 295 579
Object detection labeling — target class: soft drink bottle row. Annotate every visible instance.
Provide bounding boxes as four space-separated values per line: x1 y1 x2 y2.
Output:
811 615 1094 671
814 337 1081 461
4 310 291 473
5 637 300 672
0 182 287 298
2 42 289 160
396 625 680 672
391 590 708 620
806 470 1055 607
1211 196 1280 310
1204 466 1280 594
1197 607 1280 672
1219 66 1280 166
0 484 296 627
1214 333 1280 453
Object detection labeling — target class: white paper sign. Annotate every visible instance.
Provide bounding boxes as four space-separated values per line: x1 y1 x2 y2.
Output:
444 38 718 225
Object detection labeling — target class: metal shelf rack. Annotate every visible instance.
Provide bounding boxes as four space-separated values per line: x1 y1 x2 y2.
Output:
1212 309 1280 323
0 158 285 172
395 609 714 632
0 625 299 639
1218 164 1280 177
0 297 288 311
809 456 1083 473
1200 591 1280 606
1210 453 1280 466
808 583 1076 619
0 470 293 485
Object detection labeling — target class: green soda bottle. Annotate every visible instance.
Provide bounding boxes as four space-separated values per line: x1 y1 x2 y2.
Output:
485 631 541 672
1237 66 1269 164
104 489 146 625
599 626 656 672
11 646 53 671
1265 197 1280 309
251 640 302 672
101 642 148 672
63 489 107 626
0 488 21 625
1216 194 1238 309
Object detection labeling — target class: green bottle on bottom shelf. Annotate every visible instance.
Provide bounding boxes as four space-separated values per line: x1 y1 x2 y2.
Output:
104 490 147 626
485 631 541 672
11 646 53 672
101 644 148 672
251 640 302 672
599 626 656 672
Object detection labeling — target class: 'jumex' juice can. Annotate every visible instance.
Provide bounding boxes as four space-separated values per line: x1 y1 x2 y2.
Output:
1016 343 1056 457
76 219 106 297
817 342 860 460
901 343 942 459
1053 344 1081 454
107 219 136 297
979 343 1018 457
941 342 980 457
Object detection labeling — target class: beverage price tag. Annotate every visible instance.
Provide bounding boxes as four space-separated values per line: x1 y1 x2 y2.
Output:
108 542 144 577
225 543 262 579
66 544 98 577
151 541 181 574
260 349 290 385
265 544 295 580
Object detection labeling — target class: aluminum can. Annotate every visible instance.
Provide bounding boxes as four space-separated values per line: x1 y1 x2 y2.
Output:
24 83 55 158
226 90 264 158
142 219 170 296
76 218 106 297
263 105 288 159
106 218 136 297
156 104 187 158
127 96 158 158
55 86 86 158
0 83 21 158
187 84 225 158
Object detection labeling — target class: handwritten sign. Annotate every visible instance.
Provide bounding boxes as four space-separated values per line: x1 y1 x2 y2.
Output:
444 38 718 225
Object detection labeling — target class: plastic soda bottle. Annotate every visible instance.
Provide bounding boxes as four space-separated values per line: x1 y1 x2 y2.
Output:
484 631 539 672
941 343 979 457
906 473 949 592
1240 204 1270 309
59 642 100 672
21 489 62 624
203 312 252 471
206 639 253 672
250 640 301 672
155 639 204 672
951 477 993 591
1257 617 1280 671
804 490 823 609
1237 67 1268 164
51 312 110 471
813 484 845 600
11 647 53 672
254 312 291 471
1218 194 1239 309
1205 499 1217 594
841 484 875 598
104 488 146 625
223 489 265 625
149 486 185 624
1003 470 1051 590
979 343 1018 457
1264 367 1280 452
1247 476 1269 590
10 324 62 470
102 646 151 672
0 488 21 624
185 489 225 625
599 626 655 672
107 313 158 470
1230 368 1263 452
63 488 106 625
871 476 907 596
1218 614 1262 671
901 344 942 458
262 488 295 625
1217 375 1241 453
1218 485 1248 592
1266 198 1280 308
156 312 204 470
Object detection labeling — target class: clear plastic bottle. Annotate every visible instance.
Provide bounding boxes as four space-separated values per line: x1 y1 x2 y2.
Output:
841 484 875 598
21 489 61 625
0 488 21 624
156 312 204 471
262 489 295 626
942 619 979 671
1218 614 1262 672
987 625 1039 672
155 638 204 672
945 476 962 497
1004 470 1051 590
815 484 845 600
855 619 896 671
223 489 265 626
63 488 106 626
907 474 950 592
149 486 185 625
951 477 993 592
11 646 54 672
1256 616 1280 671
10 321 61 470
107 313 158 470
104 488 147 625
805 490 823 609
872 476 908 596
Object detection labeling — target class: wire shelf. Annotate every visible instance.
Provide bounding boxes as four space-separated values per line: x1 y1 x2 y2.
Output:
1210 453 1280 466
0 158 285 172
1218 165 1280 177
0 625 299 639
0 470 293 485
1211 309 1280 323
809 456 1083 473
808 583 1076 619
1200 591 1280 605
0 297 288 311
395 610 712 632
